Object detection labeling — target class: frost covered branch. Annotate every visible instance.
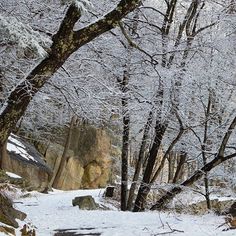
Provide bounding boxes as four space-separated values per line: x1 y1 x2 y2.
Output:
0 14 52 57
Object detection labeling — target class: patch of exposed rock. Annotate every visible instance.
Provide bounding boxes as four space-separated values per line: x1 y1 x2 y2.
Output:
72 195 99 210
174 199 236 215
39 124 114 190
0 192 26 228
2 134 53 192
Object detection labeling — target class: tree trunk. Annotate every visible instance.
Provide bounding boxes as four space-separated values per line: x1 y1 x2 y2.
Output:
151 114 236 210
168 152 175 183
120 69 130 211
0 0 142 165
150 152 236 210
150 118 184 184
133 120 167 212
202 93 212 209
127 110 153 210
172 152 186 183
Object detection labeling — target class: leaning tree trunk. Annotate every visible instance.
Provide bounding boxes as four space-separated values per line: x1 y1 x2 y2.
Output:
150 152 236 210
150 115 236 210
0 0 142 166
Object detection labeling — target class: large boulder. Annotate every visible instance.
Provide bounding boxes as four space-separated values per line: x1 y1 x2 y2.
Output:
2 134 53 191
51 157 84 190
44 124 112 190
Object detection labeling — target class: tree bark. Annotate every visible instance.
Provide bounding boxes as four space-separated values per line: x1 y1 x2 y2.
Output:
133 120 167 212
172 152 186 183
201 93 212 209
127 110 153 210
150 115 236 210
150 121 184 184
150 152 236 210
120 68 130 211
0 0 142 165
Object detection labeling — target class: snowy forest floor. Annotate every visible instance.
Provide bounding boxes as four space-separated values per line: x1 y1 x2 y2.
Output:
11 189 235 236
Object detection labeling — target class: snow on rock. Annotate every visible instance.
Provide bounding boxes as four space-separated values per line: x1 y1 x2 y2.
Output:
4 134 52 191
7 134 38 163
5 171 22 179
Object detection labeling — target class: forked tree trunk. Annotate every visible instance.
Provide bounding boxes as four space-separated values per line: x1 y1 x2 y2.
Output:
150 119 184 184
172 152 186 183
119 9 140 211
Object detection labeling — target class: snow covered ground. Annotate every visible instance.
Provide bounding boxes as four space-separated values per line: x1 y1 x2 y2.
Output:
13 189 236 236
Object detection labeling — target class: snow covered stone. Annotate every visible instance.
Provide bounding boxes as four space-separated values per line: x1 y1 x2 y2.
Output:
72 195 98 210
3 134 53 191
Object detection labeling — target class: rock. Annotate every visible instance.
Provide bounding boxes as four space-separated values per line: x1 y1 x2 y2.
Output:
44 144 64 171
82 162 102 188
104 186 115 198
175 199 236 215
0 192 26 228
43 124 112 190
2 134 52 192
227 201 236 217
20 224 36 236
0 225 15 235
52 157 84 190
0 170 30 189
72 195 98 210
225 216 236 229
70 125 112 189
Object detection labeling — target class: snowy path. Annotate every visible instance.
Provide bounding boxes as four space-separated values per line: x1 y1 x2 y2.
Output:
14 189 235 236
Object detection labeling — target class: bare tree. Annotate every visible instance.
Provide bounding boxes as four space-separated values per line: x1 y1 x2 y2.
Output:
151 115 236 210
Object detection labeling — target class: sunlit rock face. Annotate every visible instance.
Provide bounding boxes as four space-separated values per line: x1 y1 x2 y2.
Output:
2 134 52 191
44 124 113 190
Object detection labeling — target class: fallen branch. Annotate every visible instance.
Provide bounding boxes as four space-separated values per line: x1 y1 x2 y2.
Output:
153 222 184 235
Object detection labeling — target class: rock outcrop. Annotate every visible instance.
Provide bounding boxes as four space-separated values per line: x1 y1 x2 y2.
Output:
43 124 112 190
2 134 52 191
175 199 236 215
0 192 26 228
0 225 15 235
